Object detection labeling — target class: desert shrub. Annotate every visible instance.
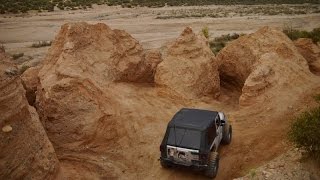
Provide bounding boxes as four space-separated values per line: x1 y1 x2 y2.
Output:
202 27 209 39
19 65 30 74
283 26 320 43
209 41 225 55
249 168 257 178
0 0 319 13
31 41 52 48
288 96 320 161
209 33 242 54
12 52 24 60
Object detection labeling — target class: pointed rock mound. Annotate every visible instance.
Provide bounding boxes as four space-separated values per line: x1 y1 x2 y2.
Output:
155 27 220 98
0 48 61 179
217 26 316 106
294 38 320 75
36 22 162 150
39 22 161 85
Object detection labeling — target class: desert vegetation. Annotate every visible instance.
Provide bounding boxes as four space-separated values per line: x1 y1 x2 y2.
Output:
283 26 320 43
156 4 320 19
19 64 30 74
208 27 320 55
0 0 319 14
31 41 52 48
209 33 243 54
11 52 24 60
288 94 320 162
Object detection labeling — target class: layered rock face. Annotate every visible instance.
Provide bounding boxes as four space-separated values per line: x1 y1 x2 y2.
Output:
217 27 314 106
0 48 60 179
294 38 320 75
155 27 220 98
36 22 162 149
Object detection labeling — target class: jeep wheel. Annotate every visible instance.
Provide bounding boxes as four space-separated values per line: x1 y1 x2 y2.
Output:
205 152 219 178
160 159 171 168
222 125 232 145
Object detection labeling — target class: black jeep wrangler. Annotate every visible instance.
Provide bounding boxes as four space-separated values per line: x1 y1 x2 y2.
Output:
159 108 232 178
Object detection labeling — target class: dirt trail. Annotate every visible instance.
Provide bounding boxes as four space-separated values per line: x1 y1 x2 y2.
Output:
1 6 320 179
54 83 320 180
42 24 318 180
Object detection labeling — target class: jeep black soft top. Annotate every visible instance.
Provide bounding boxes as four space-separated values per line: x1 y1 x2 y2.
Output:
161 108 219 151
160 108 232 178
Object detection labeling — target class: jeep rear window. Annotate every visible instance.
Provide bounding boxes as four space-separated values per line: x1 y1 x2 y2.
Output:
167 127 201 150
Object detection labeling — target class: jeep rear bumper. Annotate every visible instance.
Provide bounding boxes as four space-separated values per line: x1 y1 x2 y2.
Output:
160 157 207 170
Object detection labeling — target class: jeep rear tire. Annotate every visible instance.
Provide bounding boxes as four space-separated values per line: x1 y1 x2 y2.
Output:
222 125 232 145
205 152 219 178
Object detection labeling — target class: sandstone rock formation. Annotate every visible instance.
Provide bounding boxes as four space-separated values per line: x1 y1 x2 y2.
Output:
217 27 314 106
155 27 220 98
39 22 161 86
294 38 320 75
21 66 41 106
36 22 162 150
0 48 61 179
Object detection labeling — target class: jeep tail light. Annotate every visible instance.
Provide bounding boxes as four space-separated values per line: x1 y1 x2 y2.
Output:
199 153 208 160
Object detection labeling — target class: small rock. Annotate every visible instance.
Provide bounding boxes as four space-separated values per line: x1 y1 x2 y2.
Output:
262 170 272 178
267 164 275 169
101 156 106 161
4 68 18 76
2 125 13 132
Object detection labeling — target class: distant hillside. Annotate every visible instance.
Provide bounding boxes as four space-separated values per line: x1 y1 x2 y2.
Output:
0 0 319 14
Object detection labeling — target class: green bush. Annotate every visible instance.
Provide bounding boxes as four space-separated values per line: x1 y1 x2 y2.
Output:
202 26 209 39
283 26 320 43
19 65 30 74
288 97 320 161
209 33 242 54
209 41 225 55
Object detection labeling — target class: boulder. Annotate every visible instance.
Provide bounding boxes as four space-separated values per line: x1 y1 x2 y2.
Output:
39 22 161 87
21 66 41 106
294 38 320 75
36 22 161 150
217 26 314 106
0 50 61 179
155 27 220 98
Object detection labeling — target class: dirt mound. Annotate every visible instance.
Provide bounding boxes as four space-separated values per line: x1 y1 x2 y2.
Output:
155 27 220 98
36 22 163 151
0 50 61 179
39 22 161 85
294 38 320 75
217 26 315 106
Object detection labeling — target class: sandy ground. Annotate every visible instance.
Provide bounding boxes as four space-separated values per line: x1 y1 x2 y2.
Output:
56 82 320 180
1 4 320 180
0 4 320 65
